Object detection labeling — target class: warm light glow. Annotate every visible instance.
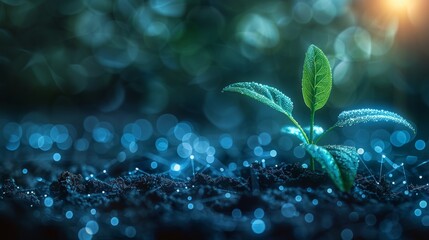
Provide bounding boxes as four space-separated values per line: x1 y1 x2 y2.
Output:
390 0 407 9
386 0 412 13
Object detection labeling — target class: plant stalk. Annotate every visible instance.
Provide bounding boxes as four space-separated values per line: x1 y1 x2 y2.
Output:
309 110 315 170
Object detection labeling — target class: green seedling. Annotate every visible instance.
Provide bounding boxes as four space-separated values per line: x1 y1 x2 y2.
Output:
223 44 415 192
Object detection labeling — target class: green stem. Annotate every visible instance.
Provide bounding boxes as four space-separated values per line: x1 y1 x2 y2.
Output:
309 110 315 170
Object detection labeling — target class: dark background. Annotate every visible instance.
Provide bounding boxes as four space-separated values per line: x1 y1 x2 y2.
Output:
0 0 428 133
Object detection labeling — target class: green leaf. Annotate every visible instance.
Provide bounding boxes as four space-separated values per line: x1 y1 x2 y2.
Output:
335 108 416 134
324 145 359 192
302 45 332 112
303 144 358 192
222 82 294 117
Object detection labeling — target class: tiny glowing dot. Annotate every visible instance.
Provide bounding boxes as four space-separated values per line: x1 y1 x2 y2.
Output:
65 211 73 219
151 162 158 169
110 217 119 226
44 197 53 207
295 195 302 202
415 140 426 150
171 163 181 171
327 188 333 194
53 153 61 162
254 208 265 219
312 199 319 205
304 213 314 223
90 209 96 215
22 168 28 174
357 148 364 155
420 200 427 209
225 193 231 198
414 209 422 217
232 208 242 219
187 203 194 210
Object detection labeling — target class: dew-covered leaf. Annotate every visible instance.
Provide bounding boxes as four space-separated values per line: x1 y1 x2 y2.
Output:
223 82 294 117
335 108 415 133
303 144 358 192
324 145 359 192
282 125 323 143
302 45 332 112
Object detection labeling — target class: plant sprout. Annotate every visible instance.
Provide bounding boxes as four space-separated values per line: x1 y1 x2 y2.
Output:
223 45 415 192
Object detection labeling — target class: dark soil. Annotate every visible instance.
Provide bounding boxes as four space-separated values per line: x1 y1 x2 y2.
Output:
1 162 429 240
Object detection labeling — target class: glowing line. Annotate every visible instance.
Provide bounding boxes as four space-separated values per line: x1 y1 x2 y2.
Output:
416 160 429 168
379 155 384 183
402 164 409 193
359 159 379 184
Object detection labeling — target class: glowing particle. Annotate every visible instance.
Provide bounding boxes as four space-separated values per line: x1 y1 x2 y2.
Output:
279 186 285 191
155 138 169 151
415 140 426 151
225 193 231 198
44 197 53 207
219 134 233 149
90 209 96 215
228 162 237 171
22 168 28 175
253 146 263 156
374 146 383 153
270 150 277 157
312 199 319 206
110 217 119 226
150 162 158 169
420 200 427 209
206 156 214 163
295 195 302 202
254 208 265 219
53 153 61 162
281 203 297 218
357 148 364 155
232 208 242 219
304 213 314 223
251 219 266 234
327 188 333 194
415 209 422 217
171 163 181 171
187 203 194 210
65 211 73 219
85 220 99 235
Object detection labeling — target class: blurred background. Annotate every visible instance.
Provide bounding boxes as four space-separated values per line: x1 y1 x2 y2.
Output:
0 0 429 164
1 0 428 129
